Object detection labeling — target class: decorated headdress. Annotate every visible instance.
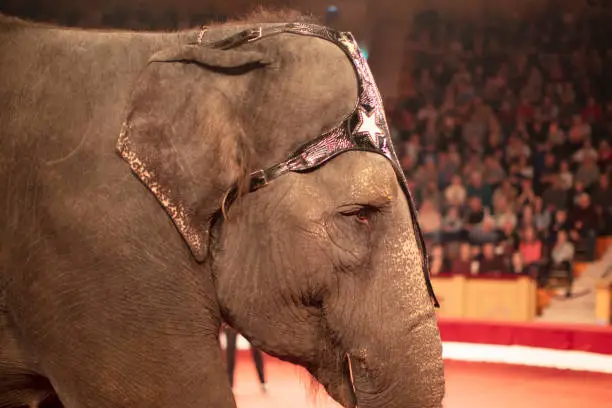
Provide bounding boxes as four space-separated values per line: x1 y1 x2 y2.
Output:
119 23 439 307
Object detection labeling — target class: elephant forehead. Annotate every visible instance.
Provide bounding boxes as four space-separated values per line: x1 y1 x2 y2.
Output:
272 152 399 221
313 151 399 202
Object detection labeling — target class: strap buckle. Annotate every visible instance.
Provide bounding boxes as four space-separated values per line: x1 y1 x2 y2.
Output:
249 169 268 191
197 25 209 45
246 27 263 43
211 27 263 50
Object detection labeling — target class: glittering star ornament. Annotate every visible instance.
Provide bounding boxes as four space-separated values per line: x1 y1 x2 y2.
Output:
353 107 384 147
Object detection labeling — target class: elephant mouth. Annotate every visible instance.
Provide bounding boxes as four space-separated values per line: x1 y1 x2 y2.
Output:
312 353 357 408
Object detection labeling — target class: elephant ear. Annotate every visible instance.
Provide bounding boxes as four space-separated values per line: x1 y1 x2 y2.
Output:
117 45 270 261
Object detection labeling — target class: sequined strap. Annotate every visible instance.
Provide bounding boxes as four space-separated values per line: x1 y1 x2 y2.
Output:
199 23 348 51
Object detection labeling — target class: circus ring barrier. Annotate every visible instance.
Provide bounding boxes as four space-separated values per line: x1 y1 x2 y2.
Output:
428 273 612 374
432 274 536 322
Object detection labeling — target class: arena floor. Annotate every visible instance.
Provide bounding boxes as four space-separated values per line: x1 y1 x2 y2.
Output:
232 356 612 408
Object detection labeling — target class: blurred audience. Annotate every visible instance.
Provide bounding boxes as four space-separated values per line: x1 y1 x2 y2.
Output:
394 6 612 290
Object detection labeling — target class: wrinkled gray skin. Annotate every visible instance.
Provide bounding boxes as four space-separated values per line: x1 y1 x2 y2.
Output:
0 13 445 408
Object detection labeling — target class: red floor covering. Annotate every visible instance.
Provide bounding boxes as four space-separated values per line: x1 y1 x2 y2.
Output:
233 355 612 408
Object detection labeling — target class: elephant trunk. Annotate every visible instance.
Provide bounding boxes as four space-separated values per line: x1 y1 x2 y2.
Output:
321 199 445 407
348 307 445 408
331 243 446 408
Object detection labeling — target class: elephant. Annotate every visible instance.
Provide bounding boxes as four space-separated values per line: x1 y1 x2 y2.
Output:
0 9 445 408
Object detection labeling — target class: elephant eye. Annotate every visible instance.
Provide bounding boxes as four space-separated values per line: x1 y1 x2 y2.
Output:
355 208 370 223
341 205 379 225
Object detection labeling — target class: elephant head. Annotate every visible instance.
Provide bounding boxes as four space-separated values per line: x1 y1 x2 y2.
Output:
118 18 444 408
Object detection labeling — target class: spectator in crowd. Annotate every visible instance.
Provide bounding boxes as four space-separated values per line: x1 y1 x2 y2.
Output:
442 206 464 242
506 134 531 162
549 209 570 244
403 134 421 167
466 172 492 210
515 156 534 180
542 230 575 297
533 197 552 235
537 152 558 193
592 174 612 215
573 139 598 164
451 242 473 274
429 244 447 275
547 120 565 147
568 115 590 148
464 196 486 231
511 251 524 274
417 101 438 123
420 180 442 208
498 220 520 257
597 140 611 170
575 156 601 188
492 179 518 213
437 152 460 187
582 96 603 123
493 198 518 230
557 160 574 190
542 176 569 212
416 157 439 187
419 199 443 244
541 97 559 123
518 226 543 275
444 174 467 208
517 205 536 231
568 180 588 207
479 243 509 274
569 193 599 260
516 179 537 209
483 155 507 186
469 216 498 245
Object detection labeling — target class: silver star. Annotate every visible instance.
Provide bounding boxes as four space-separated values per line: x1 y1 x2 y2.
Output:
354 108 384 147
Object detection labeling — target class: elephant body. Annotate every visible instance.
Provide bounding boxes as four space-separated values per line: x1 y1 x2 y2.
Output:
0 11 444 408
0 15 232 408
